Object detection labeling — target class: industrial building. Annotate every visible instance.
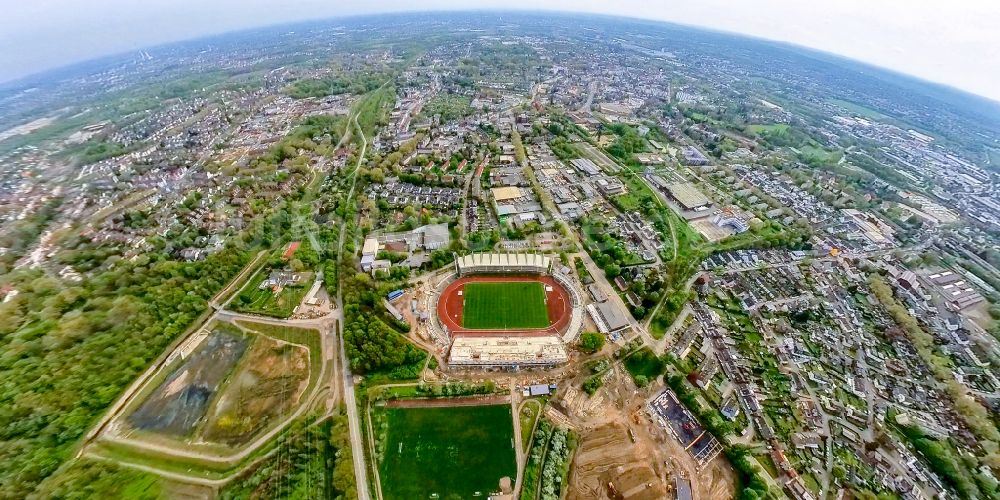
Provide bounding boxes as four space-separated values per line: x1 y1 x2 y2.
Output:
925 270 985 310
665 182 712 210
491 186 524 203
711 209 750 233
587 301 630 333
569 158 601 176
376 223 451 252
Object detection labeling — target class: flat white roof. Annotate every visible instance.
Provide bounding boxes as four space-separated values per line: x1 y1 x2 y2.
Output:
362 238 380 256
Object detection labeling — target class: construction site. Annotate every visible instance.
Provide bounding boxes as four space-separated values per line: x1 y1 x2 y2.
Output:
539 357 737 500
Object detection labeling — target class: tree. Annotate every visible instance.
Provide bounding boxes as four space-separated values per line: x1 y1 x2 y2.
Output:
832 465 847 481
604 263 621 279
577 332 605 354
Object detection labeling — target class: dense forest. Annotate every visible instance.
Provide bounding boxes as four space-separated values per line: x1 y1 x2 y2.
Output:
0 245 250 497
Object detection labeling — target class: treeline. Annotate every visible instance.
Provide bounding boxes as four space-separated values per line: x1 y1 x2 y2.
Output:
77 140 127 165
0 196 62 270
521 419 553 500
538 426 575 500
405 381 498 399
869 275 1000 478
340 271 425 379
897 424 996 499
665 375 772 499
522 419 577 500
32 459 161 499
286 72 387 99
0 245 250 497
604 123 646 162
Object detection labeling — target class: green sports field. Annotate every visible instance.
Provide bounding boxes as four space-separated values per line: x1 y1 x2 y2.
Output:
378 404 517 500
462 281 550 329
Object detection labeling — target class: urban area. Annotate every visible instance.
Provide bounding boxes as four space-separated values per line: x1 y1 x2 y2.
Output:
1 11 999 500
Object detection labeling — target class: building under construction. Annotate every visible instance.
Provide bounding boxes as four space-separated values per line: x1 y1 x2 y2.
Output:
448 336 568 368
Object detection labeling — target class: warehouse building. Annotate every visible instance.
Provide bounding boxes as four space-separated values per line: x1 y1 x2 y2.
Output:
570 158 601 176
666 182 712 210
491 186 525 203
588 301 630 334
925 270 985 310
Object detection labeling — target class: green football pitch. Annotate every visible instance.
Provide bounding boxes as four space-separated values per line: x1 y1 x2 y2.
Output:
462 281 550 329
377 404 517 500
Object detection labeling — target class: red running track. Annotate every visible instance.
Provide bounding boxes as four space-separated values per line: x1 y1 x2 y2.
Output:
437 275 571 337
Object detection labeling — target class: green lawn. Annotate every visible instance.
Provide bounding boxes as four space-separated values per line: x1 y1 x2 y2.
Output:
462 281 550 329
378 404 517 500
796 144 842 164
230 269 311 318
624 348 665 382
827 98 890 121
746 123 790 135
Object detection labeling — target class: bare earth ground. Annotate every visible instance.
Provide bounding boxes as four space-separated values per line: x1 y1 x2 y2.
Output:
567 420 665 500
160 480 214 500
560 365 736 500
202 336 310 445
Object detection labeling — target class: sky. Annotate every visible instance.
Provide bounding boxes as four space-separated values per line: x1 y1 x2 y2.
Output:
2 0 999 101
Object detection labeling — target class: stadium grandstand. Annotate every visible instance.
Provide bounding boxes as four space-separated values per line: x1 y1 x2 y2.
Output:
455 253 551 276
448 336 568 368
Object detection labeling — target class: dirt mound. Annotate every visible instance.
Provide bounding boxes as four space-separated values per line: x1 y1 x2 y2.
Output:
567 422 666 500
129 331 248 436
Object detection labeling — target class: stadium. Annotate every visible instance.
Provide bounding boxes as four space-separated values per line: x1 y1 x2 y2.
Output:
431 253 584 368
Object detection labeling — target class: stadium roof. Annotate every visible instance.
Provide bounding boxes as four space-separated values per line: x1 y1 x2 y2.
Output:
667 182 712 209
456 253 551 273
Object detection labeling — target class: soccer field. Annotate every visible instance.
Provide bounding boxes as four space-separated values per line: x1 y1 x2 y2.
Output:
462 281 550 329
378 404 517 500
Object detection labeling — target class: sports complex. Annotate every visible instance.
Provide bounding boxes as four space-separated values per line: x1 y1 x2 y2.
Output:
430 253 584 368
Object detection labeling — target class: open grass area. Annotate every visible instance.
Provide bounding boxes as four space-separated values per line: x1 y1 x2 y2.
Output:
462 281 550 329
746 123 790 135
377 404 517 500
230 269 311 318
827 98 890 121
796 144 842 164
519 400 543 453
624 348 666 383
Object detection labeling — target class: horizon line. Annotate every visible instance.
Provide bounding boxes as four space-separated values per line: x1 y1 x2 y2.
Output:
1 8 999 109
